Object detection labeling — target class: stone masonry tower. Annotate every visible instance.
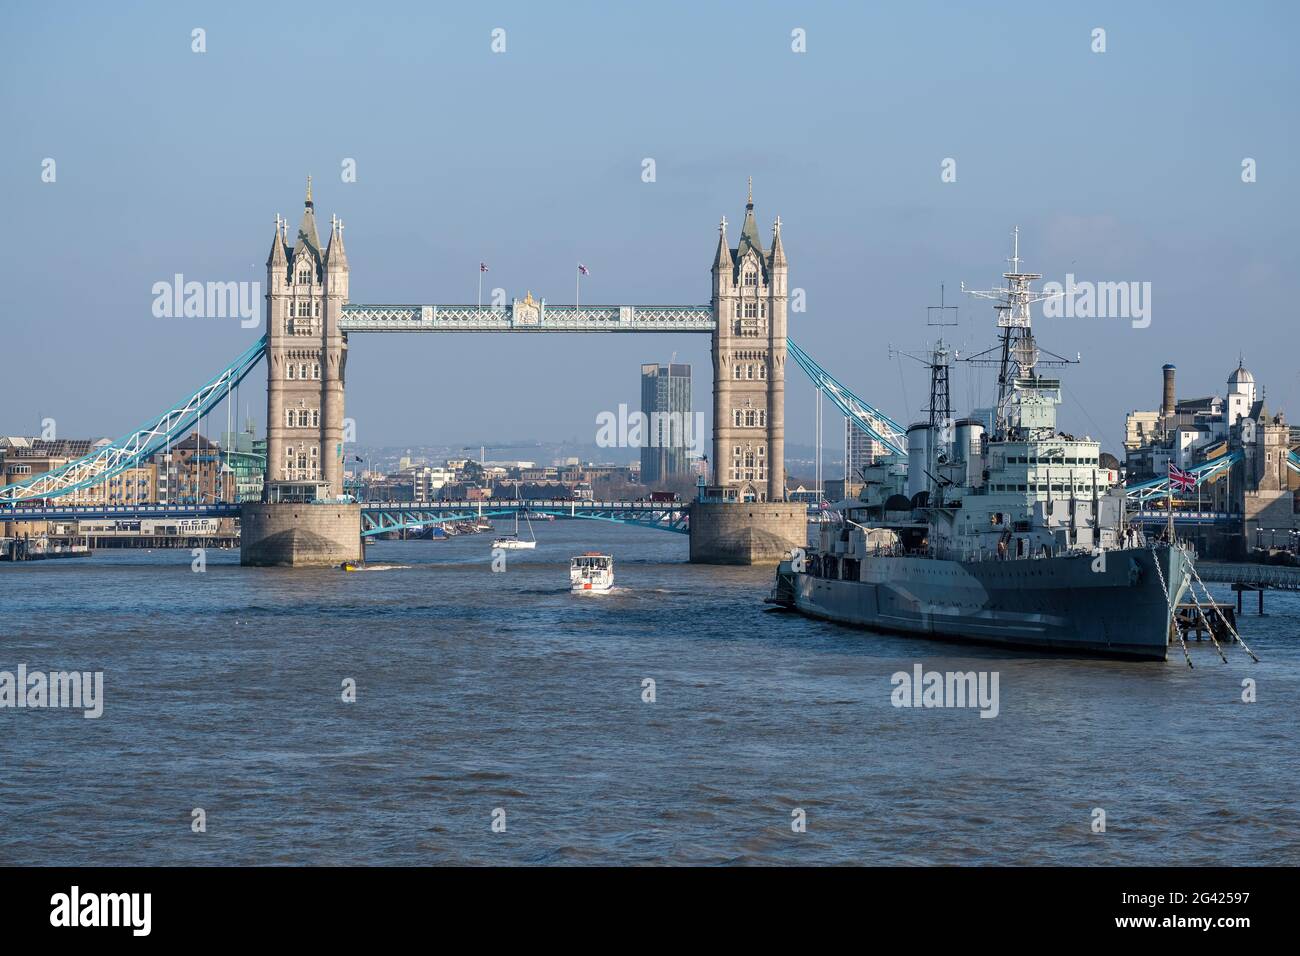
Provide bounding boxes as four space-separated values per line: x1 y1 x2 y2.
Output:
710 181 787 501
263 177 349 502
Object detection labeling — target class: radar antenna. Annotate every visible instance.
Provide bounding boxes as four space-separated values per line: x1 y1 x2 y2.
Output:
958 227 1076 438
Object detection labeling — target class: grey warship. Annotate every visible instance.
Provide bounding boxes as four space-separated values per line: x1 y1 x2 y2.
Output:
770 232 1190 660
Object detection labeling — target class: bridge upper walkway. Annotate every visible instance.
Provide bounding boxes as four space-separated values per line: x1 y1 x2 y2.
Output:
340 303 715 333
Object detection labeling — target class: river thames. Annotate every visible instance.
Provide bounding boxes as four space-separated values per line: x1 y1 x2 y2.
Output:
2 520 1296 865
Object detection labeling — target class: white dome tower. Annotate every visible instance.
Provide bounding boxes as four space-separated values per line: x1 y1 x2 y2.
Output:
1225 356 1256 425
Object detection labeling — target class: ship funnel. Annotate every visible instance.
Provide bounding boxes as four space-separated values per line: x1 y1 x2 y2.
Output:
1161 363 1177 420
954 418 986 486
906 423 931 501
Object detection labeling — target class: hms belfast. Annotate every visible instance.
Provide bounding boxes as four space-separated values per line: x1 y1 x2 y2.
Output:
770 231 1191 660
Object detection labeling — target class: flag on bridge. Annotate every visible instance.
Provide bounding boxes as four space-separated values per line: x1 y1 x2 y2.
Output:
1168 462 1197 493
578 263 589 276
480 262 489 272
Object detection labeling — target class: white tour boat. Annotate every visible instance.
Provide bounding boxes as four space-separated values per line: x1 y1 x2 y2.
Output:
570 553 614 592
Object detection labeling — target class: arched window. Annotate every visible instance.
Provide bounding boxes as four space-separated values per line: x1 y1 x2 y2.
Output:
733 364 742 379
743 270 757 287
287 364 296 380
284 409 294 428
298 269 311 286
310 410 320 428
758 364 767 380
746 364 754 379
733 410 743 427
312 363 321 380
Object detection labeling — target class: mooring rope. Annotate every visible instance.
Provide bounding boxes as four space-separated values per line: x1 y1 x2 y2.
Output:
1186 557 1260 663
1182 582 1229 663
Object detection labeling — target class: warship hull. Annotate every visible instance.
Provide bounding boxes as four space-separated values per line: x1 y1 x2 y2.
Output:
775 546 1189 660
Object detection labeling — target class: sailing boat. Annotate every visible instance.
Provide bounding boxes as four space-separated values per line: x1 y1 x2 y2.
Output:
492 510 536 550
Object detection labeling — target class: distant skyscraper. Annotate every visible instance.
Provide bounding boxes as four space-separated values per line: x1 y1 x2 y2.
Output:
844 419 885 482
640 363 692 485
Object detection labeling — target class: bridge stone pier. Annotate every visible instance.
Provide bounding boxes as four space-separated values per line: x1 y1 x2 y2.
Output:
241 179 805 567
241 501 362 567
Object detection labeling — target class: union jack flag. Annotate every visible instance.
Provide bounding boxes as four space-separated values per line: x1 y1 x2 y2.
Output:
578 263 589 276
1168 463 1197 492
480 262 489 272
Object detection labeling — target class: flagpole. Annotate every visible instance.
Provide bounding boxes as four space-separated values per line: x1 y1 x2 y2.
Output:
478 264 482 310
575 264 580 313
1167 463 1174 545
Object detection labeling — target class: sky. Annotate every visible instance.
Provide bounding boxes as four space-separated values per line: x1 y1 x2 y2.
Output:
1 0 1297 459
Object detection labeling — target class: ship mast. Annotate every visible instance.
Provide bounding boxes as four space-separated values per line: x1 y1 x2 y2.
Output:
890 286 958 496
924 284 956 435
960 227 1075 439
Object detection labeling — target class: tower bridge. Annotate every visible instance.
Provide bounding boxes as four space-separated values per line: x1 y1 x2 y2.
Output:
246 178 802 564
262 177 790 513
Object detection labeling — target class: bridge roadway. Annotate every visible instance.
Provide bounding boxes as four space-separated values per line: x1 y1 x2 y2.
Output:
359 498 690 535
1197 561 1300 591
0 499 696 536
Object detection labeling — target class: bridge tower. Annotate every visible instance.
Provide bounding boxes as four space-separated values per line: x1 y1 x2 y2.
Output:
692 182 805 564
710 181 787 502
243 179 360 566
263 177 349 502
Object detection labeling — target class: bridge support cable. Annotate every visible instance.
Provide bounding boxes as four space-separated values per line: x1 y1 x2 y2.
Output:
787 339 908 459
0 335 268 504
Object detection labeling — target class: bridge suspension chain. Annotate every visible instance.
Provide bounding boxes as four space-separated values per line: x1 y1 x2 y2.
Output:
0 335 268 505
786 339 908 459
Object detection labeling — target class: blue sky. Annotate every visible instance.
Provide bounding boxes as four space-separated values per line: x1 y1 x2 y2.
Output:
1 0 1296 455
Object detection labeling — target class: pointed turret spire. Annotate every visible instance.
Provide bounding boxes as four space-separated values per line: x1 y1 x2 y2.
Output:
712 214 733 272
326 213 349 269
267 213 287 267
734 177 765 272
294 175 323 271
769 215 786 267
